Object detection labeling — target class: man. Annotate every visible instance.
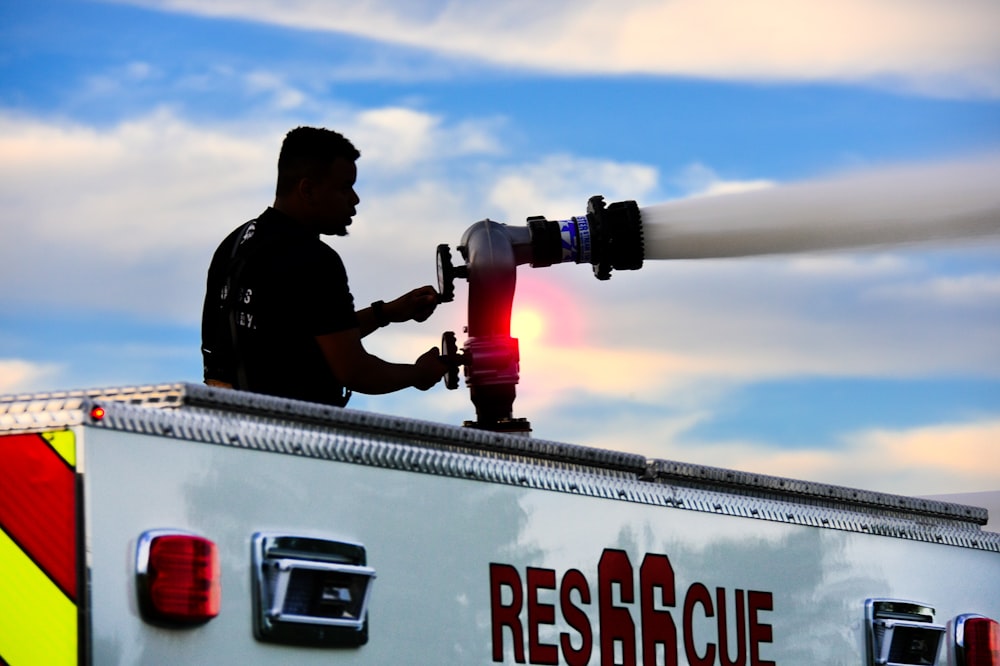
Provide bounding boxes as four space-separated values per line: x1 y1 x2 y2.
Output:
201 126 446 406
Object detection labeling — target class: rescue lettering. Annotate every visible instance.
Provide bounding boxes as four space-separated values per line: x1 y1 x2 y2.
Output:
490 549 775 665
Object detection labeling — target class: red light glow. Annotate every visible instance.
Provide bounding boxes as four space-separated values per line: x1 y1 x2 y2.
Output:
511 273 584 347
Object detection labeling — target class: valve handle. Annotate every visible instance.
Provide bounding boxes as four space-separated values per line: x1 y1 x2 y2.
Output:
436 244 468 303
440 331 465 390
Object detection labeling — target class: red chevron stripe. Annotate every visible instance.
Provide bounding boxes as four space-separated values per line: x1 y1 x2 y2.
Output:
0 433 76 601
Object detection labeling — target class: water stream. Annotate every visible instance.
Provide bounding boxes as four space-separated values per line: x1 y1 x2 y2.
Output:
641 156 1000 260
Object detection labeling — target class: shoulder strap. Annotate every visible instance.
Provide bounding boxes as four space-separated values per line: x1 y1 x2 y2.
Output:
225 220 259 391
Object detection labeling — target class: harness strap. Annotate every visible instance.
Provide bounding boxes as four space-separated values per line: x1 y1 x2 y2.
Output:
225 220 257 391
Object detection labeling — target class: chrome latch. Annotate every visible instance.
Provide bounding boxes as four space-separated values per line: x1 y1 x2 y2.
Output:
865 598 945 665
252 533 376 647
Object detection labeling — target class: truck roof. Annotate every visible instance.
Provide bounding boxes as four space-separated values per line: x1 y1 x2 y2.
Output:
2 382 995 550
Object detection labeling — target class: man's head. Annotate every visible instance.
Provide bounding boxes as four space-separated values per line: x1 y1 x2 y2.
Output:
274 127 361 236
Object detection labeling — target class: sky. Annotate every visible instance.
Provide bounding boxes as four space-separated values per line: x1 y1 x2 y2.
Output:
2 0 999 500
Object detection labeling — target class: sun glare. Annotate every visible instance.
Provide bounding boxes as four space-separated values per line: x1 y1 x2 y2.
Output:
508 273 585 349
511 308 545 343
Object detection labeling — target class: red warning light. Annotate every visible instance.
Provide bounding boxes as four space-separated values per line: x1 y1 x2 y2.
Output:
953 614 1000 666
89 405 106 421
964 616 1000 666
137 531 221 624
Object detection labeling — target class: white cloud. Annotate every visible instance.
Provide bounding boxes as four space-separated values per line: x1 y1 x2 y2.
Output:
792 418 1000 495
114 0 1000 97
612 416 1000 496
0 359 64 394
487 154 660 222
243 71 308 110
345 107 505 172
0 109 274 252
866 273 1000 307
671 162 775 198
0 110 279 321
81 61 160 98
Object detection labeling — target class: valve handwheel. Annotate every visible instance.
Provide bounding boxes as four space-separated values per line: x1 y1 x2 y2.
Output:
440 331 463 390
436 244 456 303
436 244 469 303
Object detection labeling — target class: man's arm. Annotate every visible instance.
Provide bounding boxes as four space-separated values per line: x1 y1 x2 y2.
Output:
316 327 446 393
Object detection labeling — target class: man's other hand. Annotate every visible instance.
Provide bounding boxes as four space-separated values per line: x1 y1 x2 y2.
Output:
413 347 447 390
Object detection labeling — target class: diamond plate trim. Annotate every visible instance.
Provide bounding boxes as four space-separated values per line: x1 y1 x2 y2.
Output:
3 382 996 549
649 459 990 525
80 395 1000 552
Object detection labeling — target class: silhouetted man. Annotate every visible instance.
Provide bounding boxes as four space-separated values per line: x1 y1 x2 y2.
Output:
201 126 445 406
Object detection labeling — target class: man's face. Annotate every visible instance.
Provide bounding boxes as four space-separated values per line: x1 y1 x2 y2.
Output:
307 158 359 236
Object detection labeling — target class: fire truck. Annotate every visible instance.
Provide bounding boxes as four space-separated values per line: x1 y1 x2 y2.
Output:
2 195 998 664
1 382 998 665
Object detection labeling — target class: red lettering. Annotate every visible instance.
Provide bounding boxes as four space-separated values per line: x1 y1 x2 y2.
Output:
489 552 776 666
526 568 558 665
599 549 636 665
640 553 677 666
560 569 593 666
491 563 526 663
717 588 747 666
747 591 775 666
683 583 716 666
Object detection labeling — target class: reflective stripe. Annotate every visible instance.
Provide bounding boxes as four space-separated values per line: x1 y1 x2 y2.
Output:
0 431 77 666
0 433 76 598
0 528 77 665
44 430 77 468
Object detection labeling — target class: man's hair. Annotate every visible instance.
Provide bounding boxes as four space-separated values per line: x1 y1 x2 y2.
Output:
275 127 361 196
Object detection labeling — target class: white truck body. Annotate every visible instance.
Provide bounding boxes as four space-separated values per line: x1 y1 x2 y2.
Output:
1 382 998 665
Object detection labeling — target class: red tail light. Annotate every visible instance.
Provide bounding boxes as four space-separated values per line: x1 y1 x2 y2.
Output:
953 614 1000 666
136 530 221 624
964 617 1000 666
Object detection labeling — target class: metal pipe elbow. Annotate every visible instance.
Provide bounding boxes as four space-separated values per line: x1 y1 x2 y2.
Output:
460 220 531 337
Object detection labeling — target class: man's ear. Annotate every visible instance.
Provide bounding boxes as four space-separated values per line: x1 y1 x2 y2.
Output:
296 176 317 204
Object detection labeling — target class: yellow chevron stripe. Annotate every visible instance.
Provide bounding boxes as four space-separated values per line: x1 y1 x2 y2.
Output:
0 527 76 666
42 430 76 468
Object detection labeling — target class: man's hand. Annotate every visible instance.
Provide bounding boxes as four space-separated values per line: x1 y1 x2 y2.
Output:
389 285 440 323
412 347 448 390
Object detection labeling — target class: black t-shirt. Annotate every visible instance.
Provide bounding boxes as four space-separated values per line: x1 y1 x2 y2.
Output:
201 207 359 405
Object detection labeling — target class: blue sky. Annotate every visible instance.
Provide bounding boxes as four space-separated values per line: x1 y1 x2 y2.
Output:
2 0 999 497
